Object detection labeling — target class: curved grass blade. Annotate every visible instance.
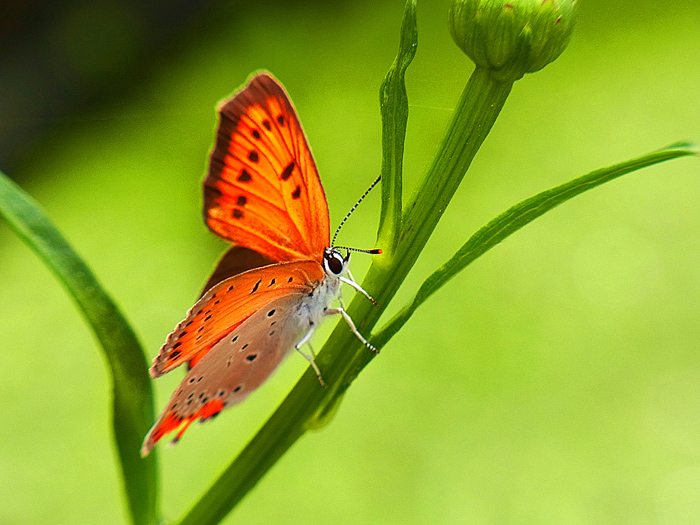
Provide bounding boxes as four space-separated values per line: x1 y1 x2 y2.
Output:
0 172 158 525
374 142 699 347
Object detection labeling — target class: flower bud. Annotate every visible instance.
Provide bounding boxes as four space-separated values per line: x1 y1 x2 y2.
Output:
449 0 579 82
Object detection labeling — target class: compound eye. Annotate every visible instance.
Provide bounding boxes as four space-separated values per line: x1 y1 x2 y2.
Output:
326 252 344 275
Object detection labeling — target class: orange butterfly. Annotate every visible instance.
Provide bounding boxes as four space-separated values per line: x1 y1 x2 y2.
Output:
141 73 379 456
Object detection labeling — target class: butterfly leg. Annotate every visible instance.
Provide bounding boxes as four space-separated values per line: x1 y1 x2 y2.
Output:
339 274 377 305
295 325 326 386
326 307 378 353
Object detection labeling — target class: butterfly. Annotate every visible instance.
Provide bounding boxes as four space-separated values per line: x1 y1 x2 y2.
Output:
141 72 380 456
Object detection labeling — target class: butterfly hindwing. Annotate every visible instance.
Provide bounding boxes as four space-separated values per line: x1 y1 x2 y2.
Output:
150 260 324 377
142 292 311 456
203 72 330 263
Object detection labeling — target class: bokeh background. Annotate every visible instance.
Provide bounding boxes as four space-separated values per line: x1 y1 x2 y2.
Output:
2 0 700 523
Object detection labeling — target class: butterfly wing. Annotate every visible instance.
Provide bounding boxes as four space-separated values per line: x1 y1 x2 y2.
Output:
141 290 316 456
204 72 330 263
150 260 324 378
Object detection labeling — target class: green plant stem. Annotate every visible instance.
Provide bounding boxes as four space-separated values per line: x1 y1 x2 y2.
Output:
178 65 513 525
399 66 512 262
316 66 514 389
0 173 158 525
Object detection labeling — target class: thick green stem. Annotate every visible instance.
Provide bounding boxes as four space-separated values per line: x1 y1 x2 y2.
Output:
399 66 512 260
310 66 513 391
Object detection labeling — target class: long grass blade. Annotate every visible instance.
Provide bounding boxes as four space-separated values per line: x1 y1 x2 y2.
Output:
0 172 158 525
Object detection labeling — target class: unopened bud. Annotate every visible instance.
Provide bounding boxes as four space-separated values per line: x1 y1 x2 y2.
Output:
449 0 579 82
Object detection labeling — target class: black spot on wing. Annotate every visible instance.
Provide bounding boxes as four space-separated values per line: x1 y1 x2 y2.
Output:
281 161 295 180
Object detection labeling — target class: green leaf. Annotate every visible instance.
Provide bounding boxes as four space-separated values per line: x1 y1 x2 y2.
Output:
373 142 699 347
0 172 158 525
377 0 417 254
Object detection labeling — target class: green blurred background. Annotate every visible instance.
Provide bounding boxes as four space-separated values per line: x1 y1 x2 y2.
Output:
2 0 700 523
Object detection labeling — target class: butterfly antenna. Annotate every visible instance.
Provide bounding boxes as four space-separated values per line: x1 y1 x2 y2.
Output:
334 245 382 255
331 174 381 248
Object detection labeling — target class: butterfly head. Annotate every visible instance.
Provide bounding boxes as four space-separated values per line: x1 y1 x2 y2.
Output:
323 247 350 277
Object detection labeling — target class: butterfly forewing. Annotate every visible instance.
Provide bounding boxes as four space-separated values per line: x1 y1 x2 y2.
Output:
204 73 330 263
150 261 324 377
142 292 312 456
